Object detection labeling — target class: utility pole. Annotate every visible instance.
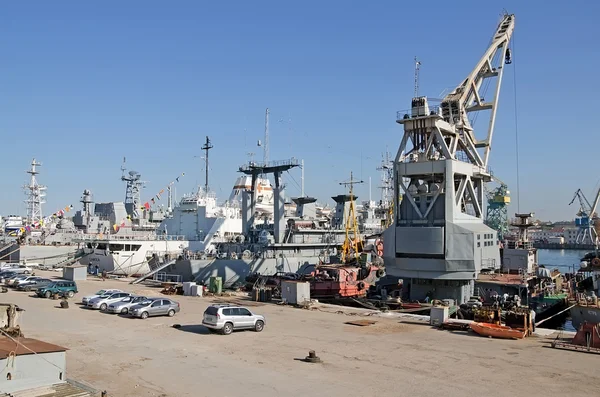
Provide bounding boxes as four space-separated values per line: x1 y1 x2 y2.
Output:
201 136 213 192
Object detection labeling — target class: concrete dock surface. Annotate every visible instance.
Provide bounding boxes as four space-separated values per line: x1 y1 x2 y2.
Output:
7 271 600 397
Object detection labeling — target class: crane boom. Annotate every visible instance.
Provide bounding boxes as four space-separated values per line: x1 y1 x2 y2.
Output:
441 13 515 168
591 187 600 217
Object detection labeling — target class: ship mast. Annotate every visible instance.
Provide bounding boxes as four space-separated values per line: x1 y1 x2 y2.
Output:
263 108 269 165
23 158 46 224
121 157 146 220
201 136 213 192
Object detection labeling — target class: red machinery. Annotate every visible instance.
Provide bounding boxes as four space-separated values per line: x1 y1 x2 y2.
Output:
552 322 600 354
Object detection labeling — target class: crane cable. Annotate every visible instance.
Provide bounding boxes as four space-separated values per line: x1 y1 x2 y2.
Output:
512 34 521 213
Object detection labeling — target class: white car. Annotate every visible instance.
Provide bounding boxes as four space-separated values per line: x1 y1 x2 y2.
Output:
81 289 123 305
87 292 132 311
13 276 44 287
4 265 32 275
5 275 29 286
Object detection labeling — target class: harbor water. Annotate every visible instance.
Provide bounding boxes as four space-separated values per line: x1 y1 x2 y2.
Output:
537 248 590 273
537 249 590 331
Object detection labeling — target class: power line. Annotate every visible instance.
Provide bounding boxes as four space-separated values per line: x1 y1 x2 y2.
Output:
512 35 521 212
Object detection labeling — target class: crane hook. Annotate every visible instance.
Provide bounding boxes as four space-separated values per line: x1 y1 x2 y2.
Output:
505 48 512 64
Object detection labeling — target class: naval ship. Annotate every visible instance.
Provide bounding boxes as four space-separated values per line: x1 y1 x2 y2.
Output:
1 159 171 267
77 174 276 276
569 252 600 329
136 159 373 287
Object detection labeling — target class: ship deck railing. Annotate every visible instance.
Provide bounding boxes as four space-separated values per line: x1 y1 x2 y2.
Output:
72 234 187 242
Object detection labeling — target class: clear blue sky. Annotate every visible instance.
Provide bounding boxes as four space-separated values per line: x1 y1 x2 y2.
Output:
1 1 598 221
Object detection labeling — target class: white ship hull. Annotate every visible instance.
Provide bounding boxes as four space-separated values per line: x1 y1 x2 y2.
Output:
79 238 188 276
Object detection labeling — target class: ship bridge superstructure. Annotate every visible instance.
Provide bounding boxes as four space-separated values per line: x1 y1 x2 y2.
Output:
383 13 514 304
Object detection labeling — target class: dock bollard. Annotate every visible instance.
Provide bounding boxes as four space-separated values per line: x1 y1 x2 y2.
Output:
304 350 322 363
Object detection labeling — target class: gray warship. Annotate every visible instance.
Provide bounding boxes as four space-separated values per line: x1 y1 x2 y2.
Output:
135 159 361 287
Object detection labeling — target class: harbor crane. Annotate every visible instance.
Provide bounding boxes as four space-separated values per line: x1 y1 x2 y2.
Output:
386 13 515 304
569 187 600 246
485 175 510 241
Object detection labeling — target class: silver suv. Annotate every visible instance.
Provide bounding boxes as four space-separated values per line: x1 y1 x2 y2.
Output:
202 304 265 335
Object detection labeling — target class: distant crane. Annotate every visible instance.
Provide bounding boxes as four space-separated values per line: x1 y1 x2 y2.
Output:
485 175 510 240
569 187 600 246
339 172 363 263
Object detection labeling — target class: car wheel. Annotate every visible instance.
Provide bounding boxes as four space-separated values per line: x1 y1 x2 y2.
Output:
222 322 233 335
23 271 30 275
167 309 175 317
140 311 149 319
254 320 264 332
67 291 74 298
100 303 107 311
121 308 128 315
44 291 51 299
24 287 31 292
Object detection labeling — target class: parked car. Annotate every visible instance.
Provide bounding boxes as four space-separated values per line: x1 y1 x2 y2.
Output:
87 292 132 311
37 281 78 298
8 265 32 275
202 304 265 335
0 264 17 272
13 276 44 288
106 295 148 315
5 274 29 286
16 278 53 292
81 289 123 305
0 272 17 283
129 298 180 319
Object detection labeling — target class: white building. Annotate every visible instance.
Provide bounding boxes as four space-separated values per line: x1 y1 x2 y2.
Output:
529 227 579 244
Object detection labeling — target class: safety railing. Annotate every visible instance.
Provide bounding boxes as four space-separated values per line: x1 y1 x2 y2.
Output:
73 234 187 242
153 272 182 283
238 158 301 172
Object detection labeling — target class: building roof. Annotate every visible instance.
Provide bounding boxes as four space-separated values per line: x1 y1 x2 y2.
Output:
0 337 67 359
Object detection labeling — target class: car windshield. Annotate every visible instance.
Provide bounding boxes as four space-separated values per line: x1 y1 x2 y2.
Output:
98 294 111 299
132 297 146 303
137 300 155 306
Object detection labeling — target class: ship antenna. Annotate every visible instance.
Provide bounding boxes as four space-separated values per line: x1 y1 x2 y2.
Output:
414 56 421 97
263 108 269 165
201 136 213 192
120 156 126 177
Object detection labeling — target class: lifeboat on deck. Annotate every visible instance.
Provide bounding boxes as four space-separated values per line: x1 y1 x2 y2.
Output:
470 322 526 339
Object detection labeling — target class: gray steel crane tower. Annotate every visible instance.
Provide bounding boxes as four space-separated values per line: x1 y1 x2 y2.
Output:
569 187 600 247
383 13 515 304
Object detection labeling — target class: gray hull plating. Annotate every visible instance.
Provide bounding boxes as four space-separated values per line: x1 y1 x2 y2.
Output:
570 305 600 330
165 257 317 287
